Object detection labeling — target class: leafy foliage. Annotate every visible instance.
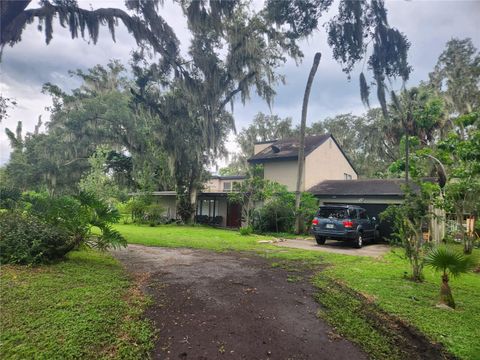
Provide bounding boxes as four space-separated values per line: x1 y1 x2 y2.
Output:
0 187 21 210
0 191 126 257
79 146 125 203
425 247 476 278
381 184 439 281
0 211 72 264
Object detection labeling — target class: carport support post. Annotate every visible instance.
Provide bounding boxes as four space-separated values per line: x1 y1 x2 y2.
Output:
295 52 321 234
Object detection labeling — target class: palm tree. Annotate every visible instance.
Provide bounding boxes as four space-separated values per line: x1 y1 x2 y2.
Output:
425 247 475 309
295 52 321 234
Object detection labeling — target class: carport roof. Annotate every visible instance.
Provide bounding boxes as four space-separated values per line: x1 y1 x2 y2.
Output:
308 179 421 197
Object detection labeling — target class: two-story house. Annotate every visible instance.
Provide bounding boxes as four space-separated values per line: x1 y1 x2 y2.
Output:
248 134 358 190
142 134 358 228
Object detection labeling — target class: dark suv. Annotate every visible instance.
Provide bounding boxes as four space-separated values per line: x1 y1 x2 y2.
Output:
311 205 379 248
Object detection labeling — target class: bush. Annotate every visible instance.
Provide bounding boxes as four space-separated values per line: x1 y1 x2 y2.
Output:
23 191 90 243
253 199 295 233
239 226 253 236
0 187 22 210
143 204 167 225
18 191 125 251
0 212 73 264
122 197 150 223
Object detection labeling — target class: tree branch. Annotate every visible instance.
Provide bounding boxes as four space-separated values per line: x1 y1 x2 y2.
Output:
218 72 256 112
1 1 188 76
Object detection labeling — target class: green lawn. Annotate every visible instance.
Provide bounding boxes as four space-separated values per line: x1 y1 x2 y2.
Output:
314 250 480 360
116 223 480 360
0 250 153 360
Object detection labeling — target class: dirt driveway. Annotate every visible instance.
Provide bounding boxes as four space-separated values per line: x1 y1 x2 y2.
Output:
112 244 366 360
275 238 390 257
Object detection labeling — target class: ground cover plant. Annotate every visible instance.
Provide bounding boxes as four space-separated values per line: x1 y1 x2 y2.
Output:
0 250 154 359
116 223 480 359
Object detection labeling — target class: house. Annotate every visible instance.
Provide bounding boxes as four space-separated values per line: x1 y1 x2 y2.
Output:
143 134 359 228
248 134 358 191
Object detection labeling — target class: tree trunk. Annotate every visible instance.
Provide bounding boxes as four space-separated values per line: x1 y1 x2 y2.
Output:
295 52 321 234
464 236 473 255
440 273 455 309
411 227 424 281
405 133 409 185
456 208 471 254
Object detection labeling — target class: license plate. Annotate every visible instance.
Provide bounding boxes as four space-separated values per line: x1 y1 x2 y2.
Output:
326 224 334 229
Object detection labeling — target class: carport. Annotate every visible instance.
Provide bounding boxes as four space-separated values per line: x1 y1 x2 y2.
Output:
308 179 409 239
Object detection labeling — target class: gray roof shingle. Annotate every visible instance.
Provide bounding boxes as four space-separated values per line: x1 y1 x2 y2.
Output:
248 134 331 163
308 179 416 196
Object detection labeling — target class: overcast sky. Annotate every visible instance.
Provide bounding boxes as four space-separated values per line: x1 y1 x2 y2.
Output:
1 0 479 168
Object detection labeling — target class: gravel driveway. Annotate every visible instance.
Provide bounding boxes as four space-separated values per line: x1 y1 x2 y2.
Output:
111 244 367 360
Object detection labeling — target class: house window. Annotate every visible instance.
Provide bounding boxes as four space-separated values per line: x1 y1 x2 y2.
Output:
344 173 352 180
197 199 217 217
223 182 232 192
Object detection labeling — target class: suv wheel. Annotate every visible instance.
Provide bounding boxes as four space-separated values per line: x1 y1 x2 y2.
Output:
315 236 326 245
355 233 363 249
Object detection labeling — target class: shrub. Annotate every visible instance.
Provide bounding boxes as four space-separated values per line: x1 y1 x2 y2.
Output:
0 212 73 264
123 197 150 223
143 204 167 225
0 187 22 210
23 191 90 244
23 191 125 250
253 199 295 233
239 226 253 236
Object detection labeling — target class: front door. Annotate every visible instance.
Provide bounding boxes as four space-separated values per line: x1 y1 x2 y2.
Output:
227 202 242 228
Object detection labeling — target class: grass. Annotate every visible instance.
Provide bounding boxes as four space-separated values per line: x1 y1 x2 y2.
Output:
116 223 480 360
117 223 269 251
316 249 480 360
0 250 154 360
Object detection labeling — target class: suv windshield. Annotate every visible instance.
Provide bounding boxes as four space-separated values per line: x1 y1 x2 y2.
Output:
318 207 356 219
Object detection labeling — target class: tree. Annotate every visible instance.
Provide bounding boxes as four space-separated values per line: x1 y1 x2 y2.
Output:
389 86 444 183
307 110 398 177
436 113 480 254
266 0 411 113
382 182 439 282
295 52 321 234
1 0 181 69
228 166 270 228
0 95 16 123
425 247 475 309
79 146 124 204
129 1 309 221
221 112 294 175
429 38 480 125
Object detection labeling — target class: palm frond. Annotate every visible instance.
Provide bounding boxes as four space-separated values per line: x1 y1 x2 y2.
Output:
425 247 476 277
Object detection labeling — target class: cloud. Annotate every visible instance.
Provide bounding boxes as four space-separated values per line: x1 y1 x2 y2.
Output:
1 0 479 168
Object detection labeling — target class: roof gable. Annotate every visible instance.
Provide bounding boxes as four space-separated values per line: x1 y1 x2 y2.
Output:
248 134 331 163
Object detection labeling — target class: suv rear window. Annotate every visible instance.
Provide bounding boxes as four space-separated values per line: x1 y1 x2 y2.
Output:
318 207 356 219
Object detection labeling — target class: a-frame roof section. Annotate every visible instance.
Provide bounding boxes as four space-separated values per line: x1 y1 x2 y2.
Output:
248 134 331 164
